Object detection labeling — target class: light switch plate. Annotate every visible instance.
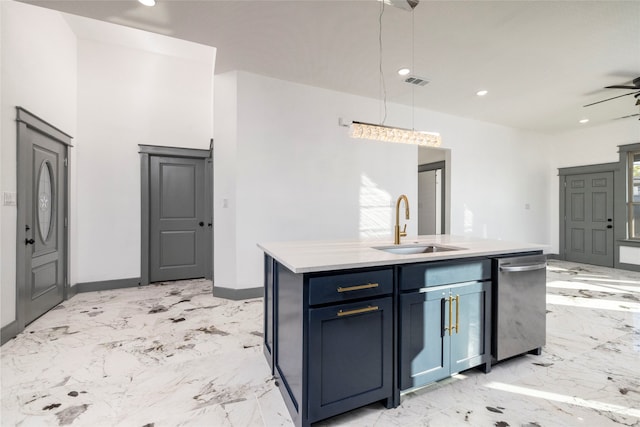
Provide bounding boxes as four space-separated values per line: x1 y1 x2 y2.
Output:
3 192 17 206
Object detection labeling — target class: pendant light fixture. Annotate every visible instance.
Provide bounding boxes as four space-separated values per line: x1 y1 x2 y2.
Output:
346 0 442 147
350 121 441 146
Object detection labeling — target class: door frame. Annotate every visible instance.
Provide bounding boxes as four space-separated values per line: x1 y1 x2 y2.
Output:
558 162 619 265
418 161 446 234
139 144 213 286
15 107 72 332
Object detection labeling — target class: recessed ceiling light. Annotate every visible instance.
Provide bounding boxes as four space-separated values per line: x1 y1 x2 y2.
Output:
138 0 156 6
476 90 488 97
579 118 589 124
397 68 411 76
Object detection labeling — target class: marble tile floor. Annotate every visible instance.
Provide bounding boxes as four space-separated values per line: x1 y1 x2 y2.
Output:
1 260 639 427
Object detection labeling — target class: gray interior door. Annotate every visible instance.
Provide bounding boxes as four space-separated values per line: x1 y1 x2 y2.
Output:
21 120 67 325
565 172 614 267
149 156 206 282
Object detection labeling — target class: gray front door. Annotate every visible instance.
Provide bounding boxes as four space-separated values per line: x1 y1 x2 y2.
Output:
17 108 69 326
565 172 614 267
149 156 207 282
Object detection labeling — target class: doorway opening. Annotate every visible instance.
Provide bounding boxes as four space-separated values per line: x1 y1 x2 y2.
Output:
418 161 446 235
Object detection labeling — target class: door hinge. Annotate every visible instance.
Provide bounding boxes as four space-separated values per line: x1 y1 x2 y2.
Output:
64 158 68 167
64 217 68 227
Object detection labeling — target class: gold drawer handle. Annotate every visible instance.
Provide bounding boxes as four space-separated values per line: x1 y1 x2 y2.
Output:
454 294 459 334
337 305 379 317
446 295 460 335
337 282 380 293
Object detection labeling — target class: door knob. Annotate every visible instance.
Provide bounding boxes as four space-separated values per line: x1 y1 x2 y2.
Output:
607 225 613 229
25 238 35 245
199 221 204 227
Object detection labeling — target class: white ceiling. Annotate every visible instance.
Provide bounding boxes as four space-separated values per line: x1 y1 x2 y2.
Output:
21 0 640 134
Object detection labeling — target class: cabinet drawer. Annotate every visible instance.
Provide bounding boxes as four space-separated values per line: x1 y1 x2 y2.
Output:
308 268 393 305
399 259 490 291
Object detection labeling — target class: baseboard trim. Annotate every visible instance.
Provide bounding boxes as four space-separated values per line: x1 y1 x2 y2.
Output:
1 320 19 346
545 253 561 260
213 286 263 300
616 262 640 273
67 284 78 299
76 277 143 293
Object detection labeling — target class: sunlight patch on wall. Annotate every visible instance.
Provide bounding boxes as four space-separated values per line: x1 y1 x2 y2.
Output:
463 204 474 234
359 174 391 239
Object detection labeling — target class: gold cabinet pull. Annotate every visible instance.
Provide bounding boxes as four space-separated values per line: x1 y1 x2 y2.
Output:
448 296 453 336
337 282 379 293
337 305 379 317
454 294 460 334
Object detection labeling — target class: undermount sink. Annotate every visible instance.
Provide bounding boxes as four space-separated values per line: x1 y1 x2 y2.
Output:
374 244 463 255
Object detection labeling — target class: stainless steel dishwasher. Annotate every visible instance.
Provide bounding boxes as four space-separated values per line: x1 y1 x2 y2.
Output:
492 254 547 362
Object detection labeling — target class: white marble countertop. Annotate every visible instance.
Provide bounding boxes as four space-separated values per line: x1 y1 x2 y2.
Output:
257 235 547 273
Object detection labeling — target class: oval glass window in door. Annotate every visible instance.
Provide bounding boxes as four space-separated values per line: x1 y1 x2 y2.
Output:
37 161 54 242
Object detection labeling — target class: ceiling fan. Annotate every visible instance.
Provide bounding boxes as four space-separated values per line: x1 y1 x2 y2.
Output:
583 76 640 108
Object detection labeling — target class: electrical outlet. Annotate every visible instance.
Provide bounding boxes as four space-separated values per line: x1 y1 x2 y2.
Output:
3 192 17 206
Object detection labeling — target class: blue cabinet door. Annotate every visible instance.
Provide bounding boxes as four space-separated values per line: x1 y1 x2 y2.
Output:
400 281 490 391
449 281 489 374
308 296 393 423
399 288 451 390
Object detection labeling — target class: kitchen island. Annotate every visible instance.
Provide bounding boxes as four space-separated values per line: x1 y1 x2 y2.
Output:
259 235 547 427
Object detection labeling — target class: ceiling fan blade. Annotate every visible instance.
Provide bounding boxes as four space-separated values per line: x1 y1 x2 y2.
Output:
583 91 640 107
614 113 640 120
605 85 639 89
613 113 640 120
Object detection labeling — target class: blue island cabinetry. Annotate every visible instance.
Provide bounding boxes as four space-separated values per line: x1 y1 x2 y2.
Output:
263 248 544 427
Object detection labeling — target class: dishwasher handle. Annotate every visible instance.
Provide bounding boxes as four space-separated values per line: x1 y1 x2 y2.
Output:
499 262 547 273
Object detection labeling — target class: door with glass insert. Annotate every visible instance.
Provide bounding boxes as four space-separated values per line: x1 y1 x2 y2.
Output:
24 129 66 324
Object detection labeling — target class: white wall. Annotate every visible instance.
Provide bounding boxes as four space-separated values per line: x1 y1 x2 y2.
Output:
546 119 639 253
75 37 215 283
1 1 77 328
214 71 553 290
550 119 638 169
212 72 238 289
443 120 551 244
